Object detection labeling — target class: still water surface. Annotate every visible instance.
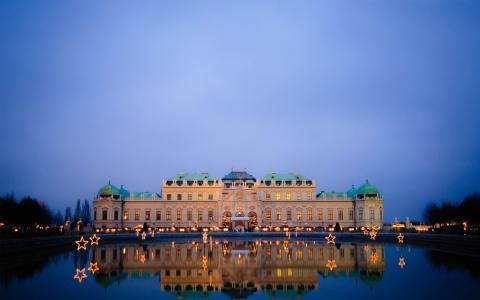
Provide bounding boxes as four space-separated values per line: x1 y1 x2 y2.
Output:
1 238 480 300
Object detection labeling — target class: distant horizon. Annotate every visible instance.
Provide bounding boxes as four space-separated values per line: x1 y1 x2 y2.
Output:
1 1 479 224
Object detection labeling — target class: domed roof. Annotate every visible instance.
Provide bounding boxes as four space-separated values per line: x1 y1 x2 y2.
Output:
356 180 379 195
346 185 357 198
98 181 122 197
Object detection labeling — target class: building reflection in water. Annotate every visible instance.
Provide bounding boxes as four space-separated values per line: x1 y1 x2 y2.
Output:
91 240 386 297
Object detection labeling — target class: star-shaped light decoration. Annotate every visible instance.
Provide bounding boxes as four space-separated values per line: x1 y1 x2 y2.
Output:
89 234 100 246
325 233 336 244
396 233 404 244
202 255 208 270
398 256 406 269
141 231 146 241
202 231 208 244
140 254 146 264
75 236 89 251
73 268 87 283
369 230 377 241
370 252 379 264
88 262 100 274
326 259 337 271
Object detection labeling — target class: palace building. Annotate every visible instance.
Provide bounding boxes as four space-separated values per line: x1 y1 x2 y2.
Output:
93 171 384 231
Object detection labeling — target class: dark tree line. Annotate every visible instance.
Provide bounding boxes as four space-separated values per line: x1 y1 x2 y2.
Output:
423 193 480 233
0 194 52 230
0 194 92 233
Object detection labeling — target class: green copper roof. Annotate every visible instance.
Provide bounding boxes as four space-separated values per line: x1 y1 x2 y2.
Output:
222 171 256 181
356 180 380 195
129 192 160 199
346 185 357 198
98 182 122 197
170 172 215 181
262 172 309 181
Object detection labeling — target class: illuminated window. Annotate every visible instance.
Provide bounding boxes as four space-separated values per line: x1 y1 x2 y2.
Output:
177 194 182 200
277 268 282 277
266 247 271 258
156 210 161 221
198 193 203 200
166 209 171 221
338 209 343 221
145 210 151 221
286 209 292 221
198 209 203 222
308 248 313 259
327 209 333 220
135 209 140 221
296 209 302 221
208 193 213 200
296 192 302 200
266 208 271 221
176 248 181 259
208 210 214 221
167 194 172 200
348 209 353 220
266 193 271 200
287 268 293 277
286 193 291 200
275 193 281 200
276 208 282 221
307 208 313 220
297 248 303 260
276 248 282 259
123 210 129 220
188 194 192 200
187 209 192 221
176 208 182 221
317 209 323 220
370 207 375 220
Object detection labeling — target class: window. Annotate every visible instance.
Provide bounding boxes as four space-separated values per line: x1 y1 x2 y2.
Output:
276 208 282 221
208 210 214 221
198 193 203 201
266 193 271 200
135 209 140 221
166 209 172 221
177 194 182 200
286 209 292 221
348 209 353 220
317 209 323 220
94 209 97 220
123 210 129 220
167 194 172 200
187 209 192 221
188 194 192 200
327 209 333 221
369 207 375 220
145 210 151 221
338 209 343 221
176 208 182 221
275 193 281 200
296 192 302 200
102 209 107 220
114 210 119 220
198 209 203 222
307 193 312 200
286 193 291 200
266 208 271 221
379 207 383 220
307 208 313 220
296 209 302 221
359 208 364 220
208 193 213 200
156 210 161 221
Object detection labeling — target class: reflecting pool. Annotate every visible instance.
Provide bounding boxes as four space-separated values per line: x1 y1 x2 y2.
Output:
1 238 480 299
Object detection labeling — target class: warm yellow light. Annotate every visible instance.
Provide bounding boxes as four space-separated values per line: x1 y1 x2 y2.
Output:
89 234 101 246
73 268 87 283
88 262 100 274
75 236 89 251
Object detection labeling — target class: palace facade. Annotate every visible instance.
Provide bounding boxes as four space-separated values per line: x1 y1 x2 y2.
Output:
93 171 384 231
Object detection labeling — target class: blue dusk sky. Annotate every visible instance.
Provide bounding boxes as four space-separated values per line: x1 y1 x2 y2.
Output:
1 0 479 222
